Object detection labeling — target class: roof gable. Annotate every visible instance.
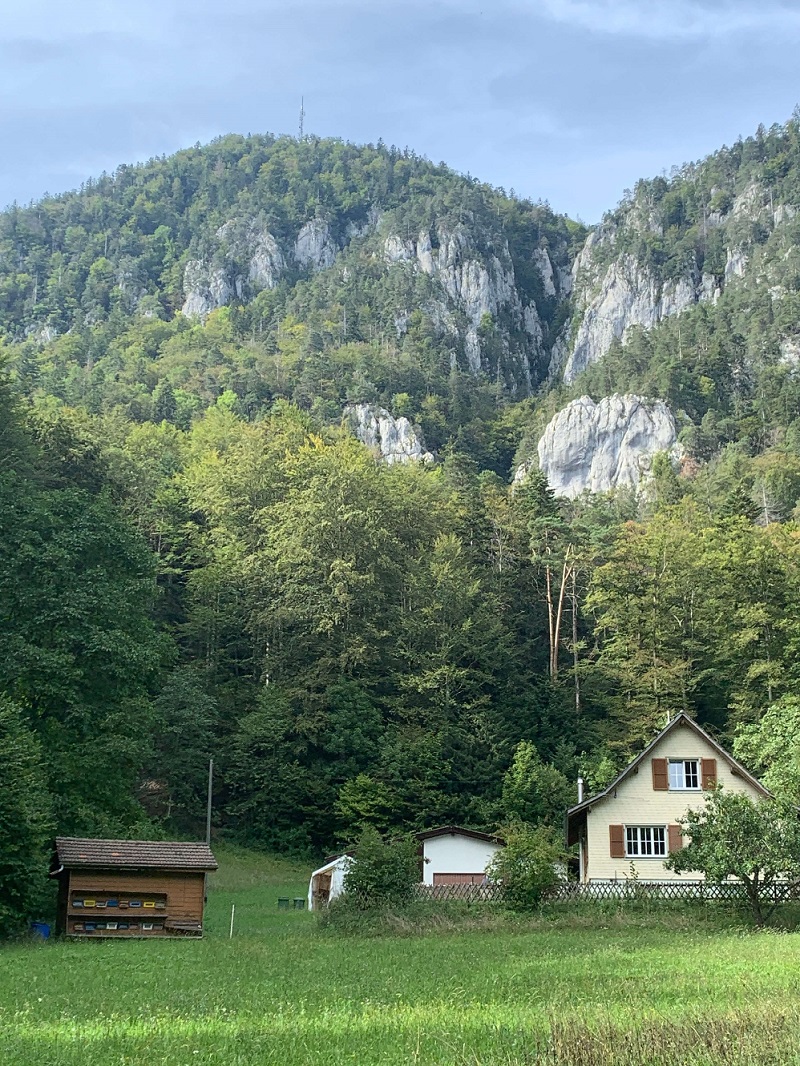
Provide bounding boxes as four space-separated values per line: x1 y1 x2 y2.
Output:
568 713 769 822
416 825 505 845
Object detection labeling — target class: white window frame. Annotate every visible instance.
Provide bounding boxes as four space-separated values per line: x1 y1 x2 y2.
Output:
625 825 667 858
668 759 700 791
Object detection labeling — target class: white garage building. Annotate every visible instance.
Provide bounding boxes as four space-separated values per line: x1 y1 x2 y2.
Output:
417 826 504 886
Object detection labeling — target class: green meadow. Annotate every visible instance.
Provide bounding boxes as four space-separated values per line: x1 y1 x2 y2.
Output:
3 848 800 1065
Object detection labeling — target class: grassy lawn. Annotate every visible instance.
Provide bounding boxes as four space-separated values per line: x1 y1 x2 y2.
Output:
3 847 800 1064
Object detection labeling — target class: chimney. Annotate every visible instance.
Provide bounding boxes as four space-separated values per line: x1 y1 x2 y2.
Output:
577 776 584 803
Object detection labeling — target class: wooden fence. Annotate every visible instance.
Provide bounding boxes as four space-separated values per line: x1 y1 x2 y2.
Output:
413 880 800 905
414 883 501 902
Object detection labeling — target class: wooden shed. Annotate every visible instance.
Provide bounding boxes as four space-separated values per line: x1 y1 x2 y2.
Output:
53 837 218 938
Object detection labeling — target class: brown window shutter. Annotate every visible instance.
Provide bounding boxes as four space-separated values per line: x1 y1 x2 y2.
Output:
610 824 625 858
668 824 683 853
701 758 717 789
652 758 669 790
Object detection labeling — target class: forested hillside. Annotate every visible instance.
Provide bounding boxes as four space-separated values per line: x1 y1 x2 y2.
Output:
6 123 800 931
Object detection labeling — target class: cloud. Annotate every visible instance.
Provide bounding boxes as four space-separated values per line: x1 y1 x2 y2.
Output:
537 0 800 39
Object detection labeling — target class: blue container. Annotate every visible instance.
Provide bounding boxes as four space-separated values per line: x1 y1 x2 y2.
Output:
30 922 50 939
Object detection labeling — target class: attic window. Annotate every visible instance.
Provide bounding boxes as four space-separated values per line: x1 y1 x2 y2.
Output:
669 760 699 790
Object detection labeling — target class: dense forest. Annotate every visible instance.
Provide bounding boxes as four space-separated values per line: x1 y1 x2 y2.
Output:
6 124 800 932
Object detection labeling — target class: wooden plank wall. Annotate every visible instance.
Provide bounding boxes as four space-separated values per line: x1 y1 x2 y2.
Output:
68 871 205 921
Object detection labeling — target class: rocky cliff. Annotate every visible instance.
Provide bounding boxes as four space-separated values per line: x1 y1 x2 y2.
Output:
557 179 799 383
182 218 286 319
527 394 681 498
383 222 547 384
181 204 571 393
345 404 434 465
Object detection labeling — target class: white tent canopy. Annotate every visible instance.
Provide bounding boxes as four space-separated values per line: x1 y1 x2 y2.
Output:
308 854 352 910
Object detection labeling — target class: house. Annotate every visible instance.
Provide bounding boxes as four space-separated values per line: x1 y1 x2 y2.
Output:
566 713 769 882
417 826 504 886
308 854 352 910
52 837 218 937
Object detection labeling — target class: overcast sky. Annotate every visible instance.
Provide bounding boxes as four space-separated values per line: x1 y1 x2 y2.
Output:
2 0 800 222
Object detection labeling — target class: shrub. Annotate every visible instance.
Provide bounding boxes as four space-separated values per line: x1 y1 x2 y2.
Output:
341 826 419 908
488 824 565 912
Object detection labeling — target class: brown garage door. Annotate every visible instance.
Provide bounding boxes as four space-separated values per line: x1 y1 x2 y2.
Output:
433 873 486 886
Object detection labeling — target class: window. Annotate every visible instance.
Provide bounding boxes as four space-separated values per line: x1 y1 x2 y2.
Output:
625 826 666 857
668 759 699 790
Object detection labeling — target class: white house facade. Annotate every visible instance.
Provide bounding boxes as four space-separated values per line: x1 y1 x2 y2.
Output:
566 713 769 882
417 827 504 885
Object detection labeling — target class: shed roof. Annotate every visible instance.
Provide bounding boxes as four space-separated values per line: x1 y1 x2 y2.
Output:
416 825 505 845
55 837 218 872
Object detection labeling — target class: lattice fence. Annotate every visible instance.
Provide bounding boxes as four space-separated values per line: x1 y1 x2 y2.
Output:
414 883 502 903
413 879 800 905
550 879 800 903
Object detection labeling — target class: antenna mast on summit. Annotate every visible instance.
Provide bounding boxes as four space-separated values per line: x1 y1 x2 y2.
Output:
299 97 305 140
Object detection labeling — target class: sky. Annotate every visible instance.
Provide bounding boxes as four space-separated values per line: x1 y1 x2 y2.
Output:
2 0 800 223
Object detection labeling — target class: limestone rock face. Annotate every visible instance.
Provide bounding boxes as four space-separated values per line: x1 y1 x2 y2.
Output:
345 404 434 465
774 203 797 226
564 241 707 383
725 247 748 282
247 229 285 290
382 223 541 383
557 177 787 382
533 248 557 297
294 219 337 271
566 255 660 382
182 259 235 319
780 337 800 366
182 219 285 319
25 322 58 345
531 394 681 498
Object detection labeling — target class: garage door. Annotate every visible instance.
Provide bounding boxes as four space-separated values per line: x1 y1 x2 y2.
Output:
432 873 486 886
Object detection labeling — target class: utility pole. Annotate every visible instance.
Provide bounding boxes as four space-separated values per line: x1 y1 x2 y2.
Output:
206 758 213 845
299 97 305 140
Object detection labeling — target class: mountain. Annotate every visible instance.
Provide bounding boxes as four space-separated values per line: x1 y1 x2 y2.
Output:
6 120 800 930
0 136 582 467
564 133 800 363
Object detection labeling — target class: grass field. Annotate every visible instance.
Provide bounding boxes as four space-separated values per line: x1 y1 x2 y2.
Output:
3 847 800 1065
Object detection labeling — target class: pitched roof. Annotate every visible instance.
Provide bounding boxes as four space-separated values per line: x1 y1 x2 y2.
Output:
416 825 505 845
55 837 218 872
567 712 769 829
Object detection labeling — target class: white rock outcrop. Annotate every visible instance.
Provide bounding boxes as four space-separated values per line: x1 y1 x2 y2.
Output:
564 249 702 382
779 337 800 366
382 223 541 382
346 404 434 465
294 219 337 271
724 247 748 282
533 248 557 297
531 394 681 498
25 322 58 345
559 178 800 382
247 229 285 290
182 219 285 319
774 204 797 226
182 259 235 319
